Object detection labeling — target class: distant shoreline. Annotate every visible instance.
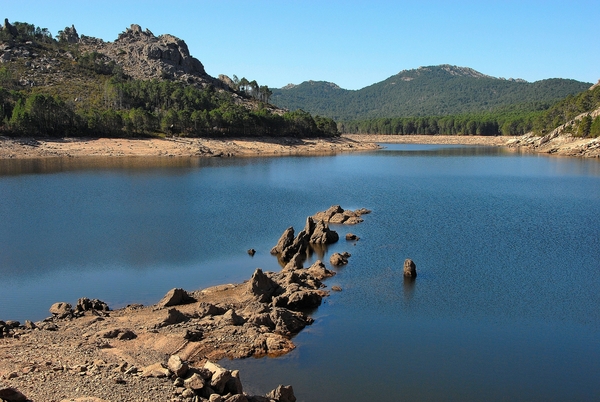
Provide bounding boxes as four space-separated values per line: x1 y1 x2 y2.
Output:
1 133 598 159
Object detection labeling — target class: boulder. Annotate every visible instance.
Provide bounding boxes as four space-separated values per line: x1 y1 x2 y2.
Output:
224 369 244 395
345 233 360 241
183 372 206 390
49 302 72 319
247 248 256 256
98 328 136 340
204 361 232 394
157 288 195 308
158 308 189 327
141 362 169 378
306 260 336 280
168 354 189 378
0 386 27 401
221 309 245 326
330 252 350 266
75 297 110 313
266 385 296 402
403 258 417 278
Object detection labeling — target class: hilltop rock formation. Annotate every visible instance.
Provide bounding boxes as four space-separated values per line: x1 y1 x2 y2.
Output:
78 23 210 85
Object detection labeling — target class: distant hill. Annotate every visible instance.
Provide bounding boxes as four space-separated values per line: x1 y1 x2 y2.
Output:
271 65 592 120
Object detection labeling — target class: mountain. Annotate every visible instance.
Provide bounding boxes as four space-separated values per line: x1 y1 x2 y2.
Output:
270 65 592 120
0 20 338 138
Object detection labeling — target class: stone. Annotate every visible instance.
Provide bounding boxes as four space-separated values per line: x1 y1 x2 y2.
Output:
98 328 136 340
266 385 296 402
224 370 243 395
306 260 336 280
283 250 304 270
270 227 295 255
157 288 195 308
49 302 72 319
75 297 110 312
331 286 342 291
0 386 28 401
221 309 245 326
183 372 206 390
141 362 169 378
309 220 339 244
159 308 189 327
224 394 248 402
247 248 256 256
269 308 313 336
168 354 189 378
247 269 279 303
403 258 417 278
345 233 360 241
330 252 350 266
204 361 232 394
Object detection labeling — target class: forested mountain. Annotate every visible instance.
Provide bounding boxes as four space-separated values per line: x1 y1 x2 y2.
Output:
0 20 338 138
271 65 591 121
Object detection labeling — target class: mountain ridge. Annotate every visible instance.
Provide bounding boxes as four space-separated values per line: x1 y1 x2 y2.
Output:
271 65 592 120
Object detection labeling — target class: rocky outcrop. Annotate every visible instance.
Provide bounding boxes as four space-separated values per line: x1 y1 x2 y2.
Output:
78 24 209 85
2 19 18 38
58 25 79 44
271 216 340 264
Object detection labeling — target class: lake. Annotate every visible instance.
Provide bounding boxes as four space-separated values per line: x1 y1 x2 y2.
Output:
1 144 599 401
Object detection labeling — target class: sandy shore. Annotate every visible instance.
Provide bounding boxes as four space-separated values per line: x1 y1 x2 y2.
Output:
2 134 597 160
0 136 379 159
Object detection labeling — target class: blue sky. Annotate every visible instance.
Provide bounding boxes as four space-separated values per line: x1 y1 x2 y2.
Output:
3 0 598 90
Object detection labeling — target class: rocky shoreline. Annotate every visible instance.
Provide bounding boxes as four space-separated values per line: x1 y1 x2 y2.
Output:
0 206 367 402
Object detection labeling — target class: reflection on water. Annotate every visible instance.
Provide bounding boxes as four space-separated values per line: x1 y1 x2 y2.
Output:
1 145 599 401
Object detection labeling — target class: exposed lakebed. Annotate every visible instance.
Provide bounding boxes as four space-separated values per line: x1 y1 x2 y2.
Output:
1 144 599 401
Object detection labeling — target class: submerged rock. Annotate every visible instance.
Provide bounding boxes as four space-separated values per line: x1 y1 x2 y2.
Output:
403 258 417 278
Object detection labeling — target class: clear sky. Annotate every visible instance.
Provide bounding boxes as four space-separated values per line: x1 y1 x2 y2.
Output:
3 0 598 90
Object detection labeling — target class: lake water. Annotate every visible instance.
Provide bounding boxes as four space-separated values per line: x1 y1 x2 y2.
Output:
1 144 599 401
